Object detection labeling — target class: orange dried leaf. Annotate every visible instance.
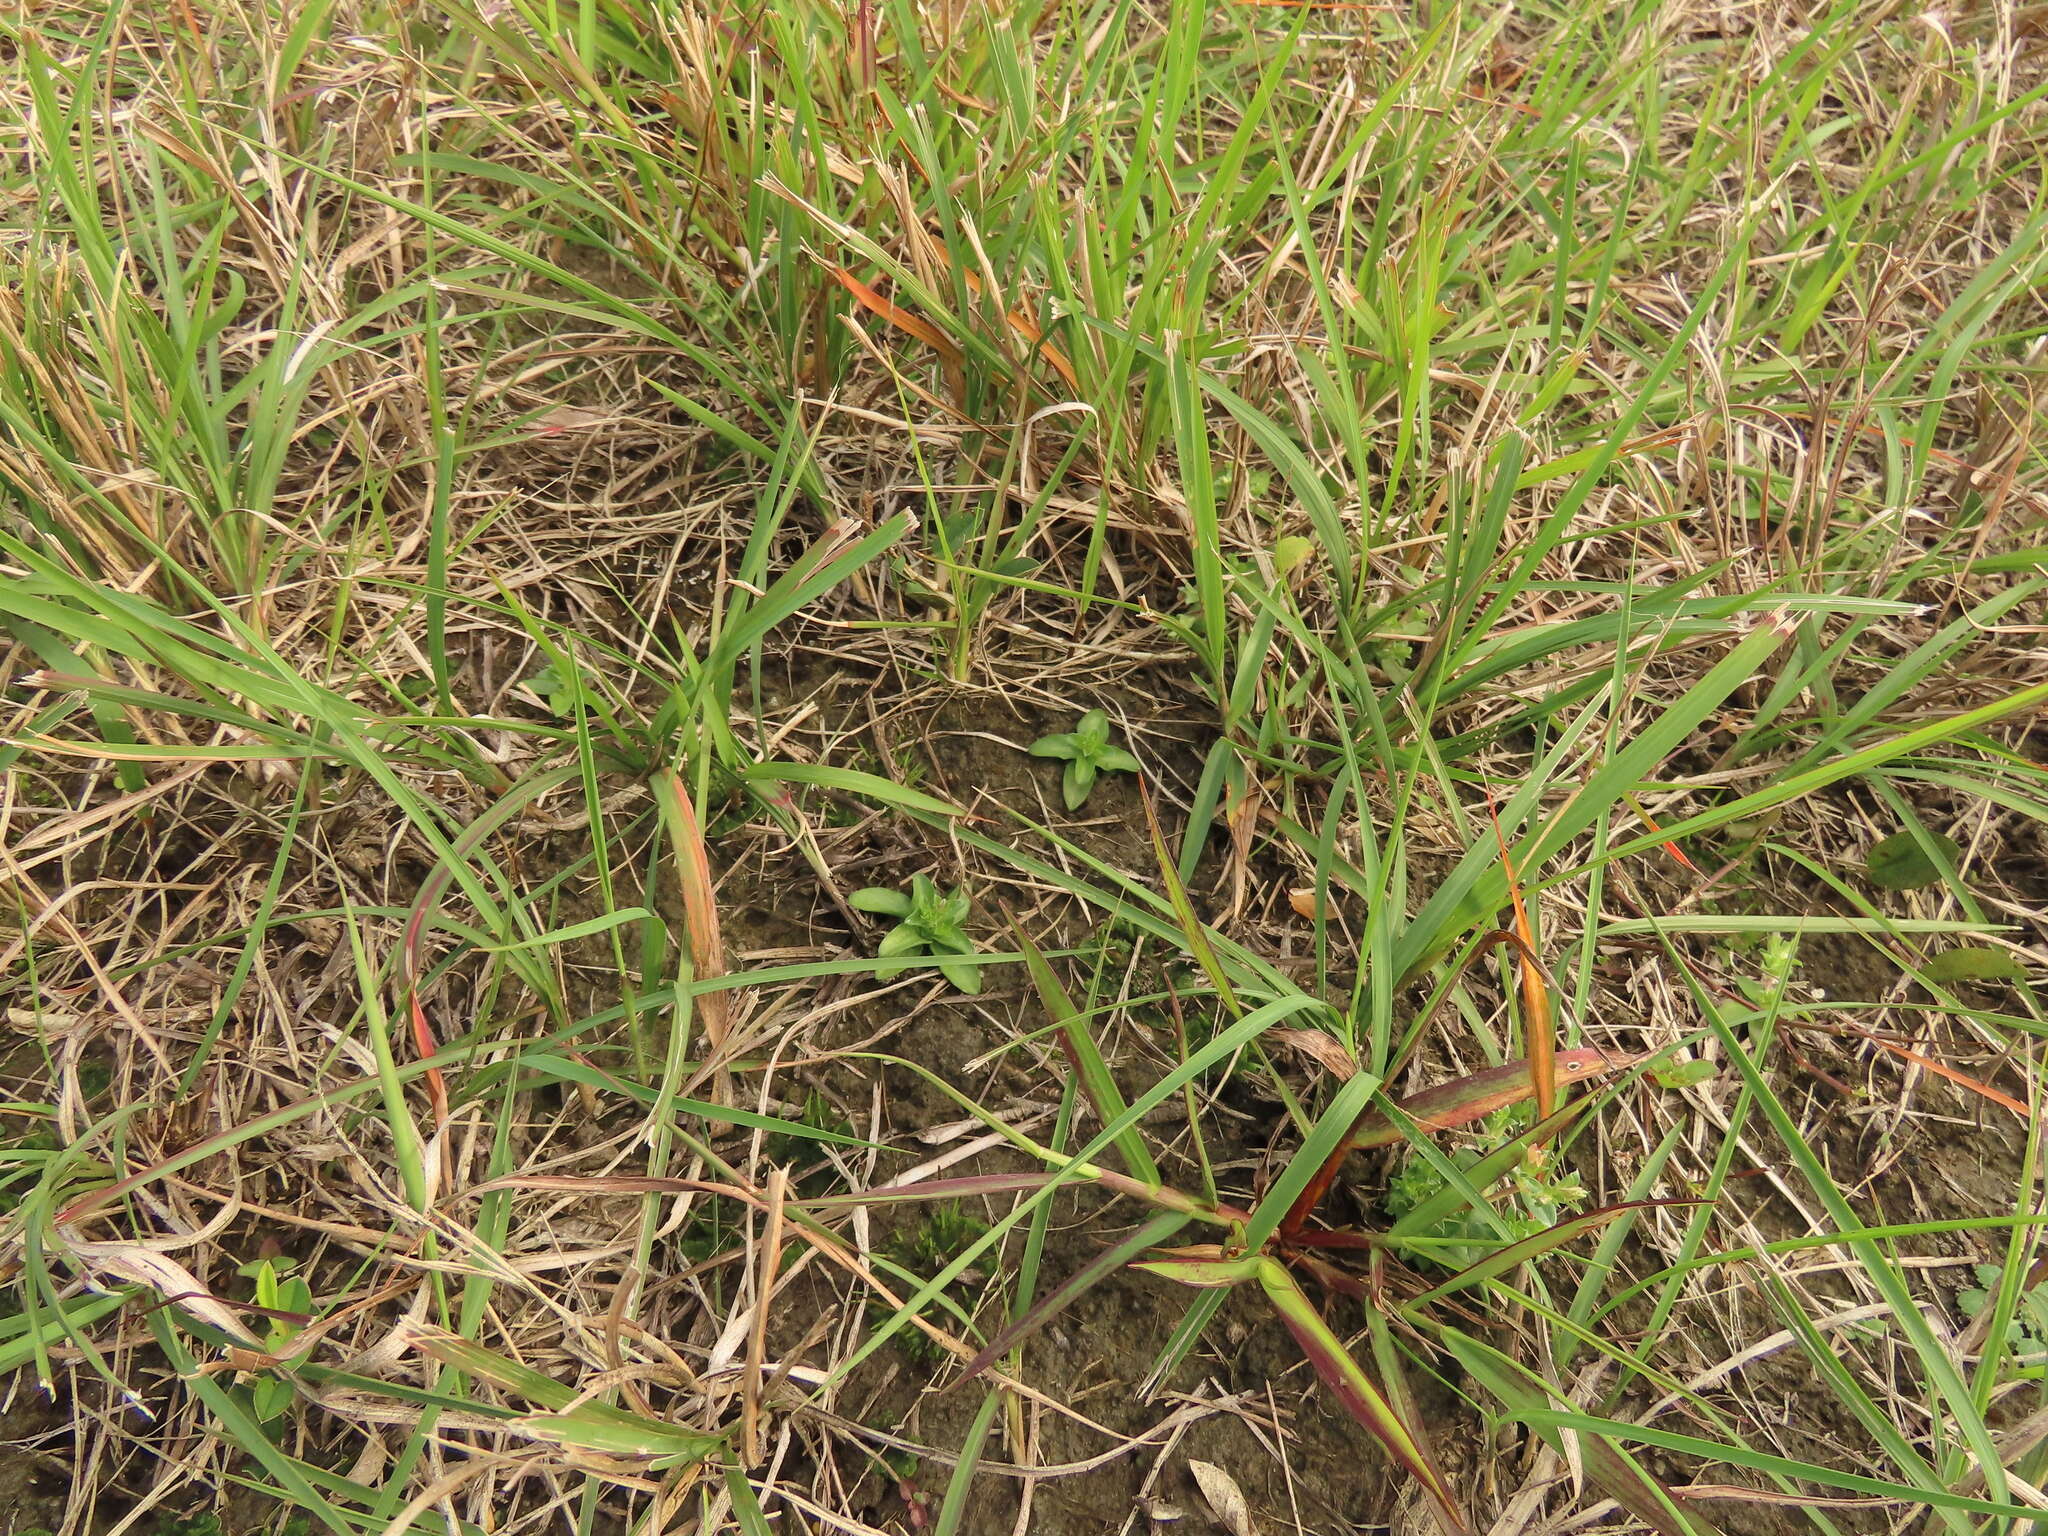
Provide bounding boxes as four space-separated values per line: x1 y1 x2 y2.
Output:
829 267 965 368
1626 792 1699 872
656 770 731 1095
1865 1036 2030 1121
409 995 448 1129
955 266 1081 390
1347 1048 1635 1151
1486 793 1556 1119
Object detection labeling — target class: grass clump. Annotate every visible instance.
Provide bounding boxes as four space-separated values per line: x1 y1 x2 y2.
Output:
0 0 2044 1530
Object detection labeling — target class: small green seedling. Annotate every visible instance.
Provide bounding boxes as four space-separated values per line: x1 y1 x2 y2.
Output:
896 1200 990 1274
1959 1262 2048 1380
522 660 590 718
1650 1056 1718 1089
873 1201 991 1364
233 1257 313 1426
1029 709 1141 809
850 875 985 993
1383 1104 1589 1271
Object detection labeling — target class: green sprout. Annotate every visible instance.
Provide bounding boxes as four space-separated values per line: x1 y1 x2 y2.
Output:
232 1257 313 1427
521 659 589 718
1028 709 1142 809
1959 1262 2048 1380
850 875 985 993
872 1202 991 1364
1382 1104 1588 1271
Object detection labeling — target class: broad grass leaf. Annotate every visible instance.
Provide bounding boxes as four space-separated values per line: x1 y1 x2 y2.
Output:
1924 946 2025 984
1864 830 1961 890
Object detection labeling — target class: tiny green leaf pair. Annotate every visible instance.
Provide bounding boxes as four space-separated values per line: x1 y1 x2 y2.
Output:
1029 709 1142 809
851 874 985 993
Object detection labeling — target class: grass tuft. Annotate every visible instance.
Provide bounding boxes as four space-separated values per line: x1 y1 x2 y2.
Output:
1 0 2046 1529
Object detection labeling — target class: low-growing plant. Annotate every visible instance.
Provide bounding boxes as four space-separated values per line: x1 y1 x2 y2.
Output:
520 659 593 718
892 1201 991 1276
850 876 986 993
1028 709 1142 809
1383 1105 1590 1271
873 1203 992 1364
766 1088 858 1198
233 1257 313 1428
1959 1262 2048 1382
1863 826 1964 891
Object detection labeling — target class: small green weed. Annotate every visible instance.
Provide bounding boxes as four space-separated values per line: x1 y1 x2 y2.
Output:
850 876 985 993
676 1199 743 1270
520 659 593 719
1028 710 1142 810
1959 1263 2048 1380
766 1089 855 1196
232 1258 312 1427
76 1059 111 1102
873 1203 991 1365
892 1202 990 1275
1864 828 1963 891
1382 1106 1589 1272
1734 932 1803 1007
